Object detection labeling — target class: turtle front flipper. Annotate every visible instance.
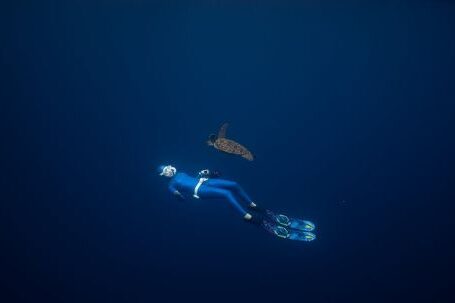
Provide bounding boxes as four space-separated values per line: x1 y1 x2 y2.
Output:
218 123 229 139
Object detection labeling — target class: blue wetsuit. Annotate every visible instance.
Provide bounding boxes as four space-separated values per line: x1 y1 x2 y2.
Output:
163 170 317 241
168 172 252 216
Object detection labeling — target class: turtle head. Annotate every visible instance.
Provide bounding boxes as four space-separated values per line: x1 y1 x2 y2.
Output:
207 134 216 146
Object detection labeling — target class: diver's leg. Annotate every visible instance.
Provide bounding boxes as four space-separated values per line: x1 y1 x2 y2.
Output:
207 180 269 215
197 186 251 220
205 179 255 206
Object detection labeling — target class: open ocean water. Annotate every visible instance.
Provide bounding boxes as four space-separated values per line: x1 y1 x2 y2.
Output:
1 1 454 302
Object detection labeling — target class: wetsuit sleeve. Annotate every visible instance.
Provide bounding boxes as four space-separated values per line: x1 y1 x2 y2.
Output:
168 183 185 200
168 184 178 194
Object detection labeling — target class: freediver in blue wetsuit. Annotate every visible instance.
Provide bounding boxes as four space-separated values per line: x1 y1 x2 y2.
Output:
158 165 316 242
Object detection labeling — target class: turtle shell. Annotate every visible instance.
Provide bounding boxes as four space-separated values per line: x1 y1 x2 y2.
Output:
214 138 254 161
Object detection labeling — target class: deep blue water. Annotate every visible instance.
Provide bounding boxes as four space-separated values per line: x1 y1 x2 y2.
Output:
2 1 455 302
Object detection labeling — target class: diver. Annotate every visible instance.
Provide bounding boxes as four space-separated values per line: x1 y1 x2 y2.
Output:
157 165 316 242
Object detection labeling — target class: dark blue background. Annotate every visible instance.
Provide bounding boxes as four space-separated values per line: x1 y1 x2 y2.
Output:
2 1 454 302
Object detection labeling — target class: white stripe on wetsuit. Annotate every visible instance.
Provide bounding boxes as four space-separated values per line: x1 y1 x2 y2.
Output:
193 178 208 199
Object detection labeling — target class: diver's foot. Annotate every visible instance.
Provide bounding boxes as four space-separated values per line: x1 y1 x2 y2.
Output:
273 225 289 239
249 202 257 208
244 213 253 221
275 214 290 226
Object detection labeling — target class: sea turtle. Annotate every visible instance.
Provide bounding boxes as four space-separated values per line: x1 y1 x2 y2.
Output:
207 123 254 161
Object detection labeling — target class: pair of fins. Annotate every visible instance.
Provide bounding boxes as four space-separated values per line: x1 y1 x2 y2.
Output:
262 210 316 242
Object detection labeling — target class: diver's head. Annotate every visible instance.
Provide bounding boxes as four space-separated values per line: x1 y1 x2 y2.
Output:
158 165 177 178
207 134 216 146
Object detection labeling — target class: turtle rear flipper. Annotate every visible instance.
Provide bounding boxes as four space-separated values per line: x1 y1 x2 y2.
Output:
242 151 254 161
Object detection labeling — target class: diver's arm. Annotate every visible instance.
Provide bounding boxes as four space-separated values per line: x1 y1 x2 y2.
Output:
168 184 185 200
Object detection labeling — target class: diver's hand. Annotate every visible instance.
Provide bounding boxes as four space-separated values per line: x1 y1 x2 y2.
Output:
174 190 185 200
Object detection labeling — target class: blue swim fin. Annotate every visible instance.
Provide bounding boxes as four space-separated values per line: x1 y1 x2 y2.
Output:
262 221 316 242
266 210 316 232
